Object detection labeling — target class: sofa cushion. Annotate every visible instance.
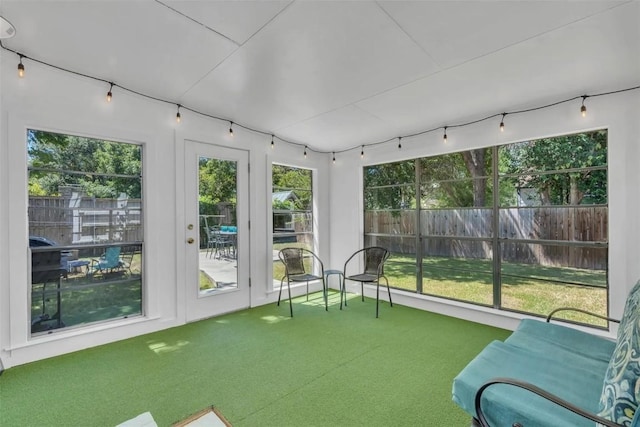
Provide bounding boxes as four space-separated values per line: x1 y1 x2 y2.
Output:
453 340 609 427
598 280 640 425
506 319 616 363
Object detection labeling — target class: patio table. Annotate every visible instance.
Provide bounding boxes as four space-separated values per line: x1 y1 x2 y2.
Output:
324 269 346 309
67 259 90 275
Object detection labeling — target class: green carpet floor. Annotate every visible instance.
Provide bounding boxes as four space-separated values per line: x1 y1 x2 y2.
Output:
0 291 510 426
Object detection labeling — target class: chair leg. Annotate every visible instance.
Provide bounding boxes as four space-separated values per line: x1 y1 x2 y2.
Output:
384 276 393 307
376 281 380 318
361 282 364 302
277 277 284 306
287 280 293 317
323 277 328 311
340 276 347 307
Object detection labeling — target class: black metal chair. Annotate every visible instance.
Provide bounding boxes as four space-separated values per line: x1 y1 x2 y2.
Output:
278 248 327 317
343 246 392 318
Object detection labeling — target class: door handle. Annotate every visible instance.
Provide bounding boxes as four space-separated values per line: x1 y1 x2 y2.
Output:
187 238 194 244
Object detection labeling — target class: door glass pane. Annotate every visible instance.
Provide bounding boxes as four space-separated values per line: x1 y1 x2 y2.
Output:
198 157 238 294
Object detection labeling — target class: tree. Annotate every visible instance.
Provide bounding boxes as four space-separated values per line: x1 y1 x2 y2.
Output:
363 160 415 210
272 165 312 210
27 130 141 198
420 150 492 208
198 158 237 215
501 130 607 205
461 149 489 207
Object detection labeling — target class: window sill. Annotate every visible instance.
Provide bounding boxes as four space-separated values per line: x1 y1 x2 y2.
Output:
7 315 161 351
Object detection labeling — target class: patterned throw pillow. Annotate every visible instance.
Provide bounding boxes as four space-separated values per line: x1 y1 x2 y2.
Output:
598 280 640 425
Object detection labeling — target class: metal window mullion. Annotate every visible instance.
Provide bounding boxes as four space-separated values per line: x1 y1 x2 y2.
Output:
366 183 414 190
415 158 423 294
498 238 607 248
28 166 140 180
499 164 607 179
492 145 501 309
499 203 607 209
423 175 492 186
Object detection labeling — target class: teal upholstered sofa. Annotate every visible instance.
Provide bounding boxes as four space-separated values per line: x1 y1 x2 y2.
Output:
452 280 640 427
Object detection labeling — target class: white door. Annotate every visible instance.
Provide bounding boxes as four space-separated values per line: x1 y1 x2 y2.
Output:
184 140 250 321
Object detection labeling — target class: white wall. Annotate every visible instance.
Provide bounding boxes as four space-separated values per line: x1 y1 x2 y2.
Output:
1 50 638 368
0 54 330 368
329 89 640 334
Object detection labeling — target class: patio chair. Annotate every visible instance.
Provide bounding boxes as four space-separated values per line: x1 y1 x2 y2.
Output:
90 246 125 275
200 216 217 258
278 248 327 317
119 245 138 274
211 226 235 259
343 246 392 318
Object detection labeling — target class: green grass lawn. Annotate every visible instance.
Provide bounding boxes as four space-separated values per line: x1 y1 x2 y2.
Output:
199 270 216 291
31 253 143 333
383 254 607 326
39 248 607 332
272 252 608 327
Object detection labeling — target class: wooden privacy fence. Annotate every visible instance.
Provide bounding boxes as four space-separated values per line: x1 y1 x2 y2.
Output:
29 196 142 245
365 206 608 270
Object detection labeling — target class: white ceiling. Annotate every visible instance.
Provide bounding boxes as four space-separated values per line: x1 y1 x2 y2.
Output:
1 0 638 152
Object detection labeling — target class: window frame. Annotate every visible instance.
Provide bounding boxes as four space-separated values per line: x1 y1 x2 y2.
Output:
271 163 316 287
25 127 146 336
363 130 609 327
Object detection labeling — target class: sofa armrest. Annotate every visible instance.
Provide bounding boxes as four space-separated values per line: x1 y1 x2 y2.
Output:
545 307 620 324
474 377 623 427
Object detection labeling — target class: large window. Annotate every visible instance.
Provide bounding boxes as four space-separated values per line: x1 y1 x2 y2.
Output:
363 160 417 292
419 151 494 305
498 131 608 324
28 129 143 334
272 165 313 284
364 130 608 327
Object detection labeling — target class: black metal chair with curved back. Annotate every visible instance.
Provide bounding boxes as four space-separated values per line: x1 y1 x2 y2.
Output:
278 248 327 317
343 246 392 318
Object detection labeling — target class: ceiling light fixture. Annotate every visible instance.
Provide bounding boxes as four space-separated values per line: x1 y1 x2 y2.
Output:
332 152 336 164
106 83 114 103
176 105 181 123
360 145 364 159
304 146 307 158
229 122 234 136
398 137 402 150
271 135 275 149
17 54 24 78
581 96 588 117
1 40 637 159
500 113 506 132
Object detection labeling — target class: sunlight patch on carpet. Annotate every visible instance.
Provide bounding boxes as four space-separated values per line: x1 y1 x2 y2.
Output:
260 314 291 324
147 340 190 355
